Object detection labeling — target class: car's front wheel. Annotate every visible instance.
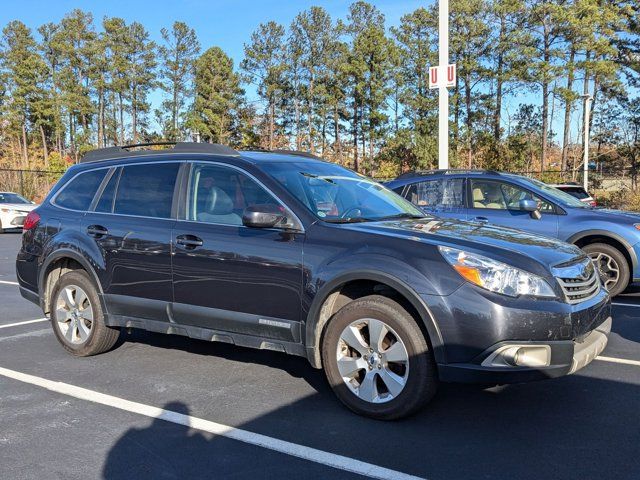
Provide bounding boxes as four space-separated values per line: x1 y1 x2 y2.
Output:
50 270 120 356
582 243 630 296
321 295 437 420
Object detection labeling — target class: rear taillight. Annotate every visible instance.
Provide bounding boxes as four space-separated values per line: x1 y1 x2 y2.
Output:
23 211 40 231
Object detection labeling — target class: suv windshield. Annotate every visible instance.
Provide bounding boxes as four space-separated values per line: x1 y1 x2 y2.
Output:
262 161 425 223
510 176 589 208
0 193 30 204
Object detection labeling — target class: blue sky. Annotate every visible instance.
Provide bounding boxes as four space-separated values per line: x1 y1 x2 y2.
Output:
0 0 424 68
0 0 429 131
0 1 589 143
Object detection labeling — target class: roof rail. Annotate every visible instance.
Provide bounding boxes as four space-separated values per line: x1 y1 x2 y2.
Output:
80 142 240 163
271 149 324 160
241 148 322 159
397 168 501 179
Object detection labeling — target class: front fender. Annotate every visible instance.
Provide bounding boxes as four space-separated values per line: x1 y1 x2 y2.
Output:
304 264 446 368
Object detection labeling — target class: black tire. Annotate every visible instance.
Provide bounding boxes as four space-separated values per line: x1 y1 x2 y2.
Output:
321 295 437 420
582 243 630 297
50 270 120 356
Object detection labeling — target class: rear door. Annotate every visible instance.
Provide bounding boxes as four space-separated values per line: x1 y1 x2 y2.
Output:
402 177 467 221
468 179 559 237
82 161 181 321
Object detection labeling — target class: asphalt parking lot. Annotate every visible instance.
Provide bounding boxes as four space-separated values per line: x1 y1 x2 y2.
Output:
0 232 639 480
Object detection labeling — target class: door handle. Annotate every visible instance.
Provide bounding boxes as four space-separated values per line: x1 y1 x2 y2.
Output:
473 216 489 223
87 225 109 237
176 234 203 248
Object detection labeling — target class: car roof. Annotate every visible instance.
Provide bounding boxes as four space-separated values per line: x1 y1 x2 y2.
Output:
79 142 325 166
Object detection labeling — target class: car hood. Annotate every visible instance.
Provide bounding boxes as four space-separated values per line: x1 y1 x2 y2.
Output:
587 207 640 223
344 217 584 276
0 203 36 211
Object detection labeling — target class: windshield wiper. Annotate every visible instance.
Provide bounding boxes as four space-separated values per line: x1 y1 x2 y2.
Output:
374 213 426 221
323 217 372 224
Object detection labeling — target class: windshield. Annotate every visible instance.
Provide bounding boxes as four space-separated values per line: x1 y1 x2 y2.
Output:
0 193 30 204
261 161 425 223
512 177 589 208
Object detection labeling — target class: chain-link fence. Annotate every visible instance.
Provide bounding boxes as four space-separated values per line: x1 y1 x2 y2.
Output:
0 168 65 202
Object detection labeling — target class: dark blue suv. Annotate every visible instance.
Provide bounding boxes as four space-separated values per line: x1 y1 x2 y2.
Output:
17 145 611 419
387 170 640 296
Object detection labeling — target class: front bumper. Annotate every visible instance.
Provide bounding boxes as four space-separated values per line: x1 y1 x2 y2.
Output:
438 316 611 383
428 281 611 384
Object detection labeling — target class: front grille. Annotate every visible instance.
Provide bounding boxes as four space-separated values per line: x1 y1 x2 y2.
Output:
554 258 601 305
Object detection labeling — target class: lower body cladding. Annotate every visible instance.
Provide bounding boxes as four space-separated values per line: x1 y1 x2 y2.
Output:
427 283 612 384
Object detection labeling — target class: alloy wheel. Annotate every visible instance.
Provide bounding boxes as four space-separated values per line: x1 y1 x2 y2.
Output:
588 252 620 291
55 285 93 344
336 318 409 404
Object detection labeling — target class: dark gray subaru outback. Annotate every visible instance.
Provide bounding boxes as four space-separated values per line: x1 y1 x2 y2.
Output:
16 143 611 419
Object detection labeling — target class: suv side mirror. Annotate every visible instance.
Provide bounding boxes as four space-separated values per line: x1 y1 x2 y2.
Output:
519 199 541 219
242 204 287 229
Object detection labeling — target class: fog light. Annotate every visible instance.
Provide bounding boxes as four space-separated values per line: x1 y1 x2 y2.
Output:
482 345 551 368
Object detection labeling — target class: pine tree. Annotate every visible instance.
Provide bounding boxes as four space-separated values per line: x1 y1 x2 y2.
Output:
57 9 97 154
450 0 491 168
0 20 48 165
128 22 157 142
159 21 200 140
241 21 286 149
289 7 334 153
187 46 244 144
391 7 438 166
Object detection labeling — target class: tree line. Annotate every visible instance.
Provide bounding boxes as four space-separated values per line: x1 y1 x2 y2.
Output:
0 1 639 179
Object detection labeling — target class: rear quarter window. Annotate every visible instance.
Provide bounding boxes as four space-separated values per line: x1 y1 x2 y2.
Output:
54 169 107 211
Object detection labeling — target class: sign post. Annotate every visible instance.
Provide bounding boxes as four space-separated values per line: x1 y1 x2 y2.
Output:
428 2 454 170
438 0 449 170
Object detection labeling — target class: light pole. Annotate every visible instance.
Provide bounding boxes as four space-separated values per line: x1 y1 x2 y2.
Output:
581 94 592 191
438 0 449 170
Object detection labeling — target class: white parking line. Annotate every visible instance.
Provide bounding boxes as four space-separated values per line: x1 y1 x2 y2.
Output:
596 356 640 367
0 366 424 480
0 318 48 329
0 280 19 286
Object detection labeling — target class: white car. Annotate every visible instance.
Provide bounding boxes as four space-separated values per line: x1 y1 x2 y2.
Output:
550 184 596 207
0 192 37 232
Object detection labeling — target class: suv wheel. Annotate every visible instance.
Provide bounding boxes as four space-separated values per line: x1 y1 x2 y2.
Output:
321 295 437 420
582 243 629 296
50 270 119 356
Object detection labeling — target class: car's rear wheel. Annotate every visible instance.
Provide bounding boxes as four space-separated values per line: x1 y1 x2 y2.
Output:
50 270 119 356
582 243 630 296
321 295 437 420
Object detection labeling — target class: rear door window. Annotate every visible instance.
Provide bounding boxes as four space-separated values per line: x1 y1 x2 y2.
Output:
113 163 180 218
54 169 107 211
404 179 464 210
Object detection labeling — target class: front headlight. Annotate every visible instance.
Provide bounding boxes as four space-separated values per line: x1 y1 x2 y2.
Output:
439 246 556 298
0 208 16 214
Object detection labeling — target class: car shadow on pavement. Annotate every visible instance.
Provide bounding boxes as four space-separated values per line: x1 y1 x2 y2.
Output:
102 333 640 480
120 328 329 393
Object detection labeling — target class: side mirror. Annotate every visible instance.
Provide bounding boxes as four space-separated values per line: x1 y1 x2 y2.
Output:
242 204 287 229
519 199 541 219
